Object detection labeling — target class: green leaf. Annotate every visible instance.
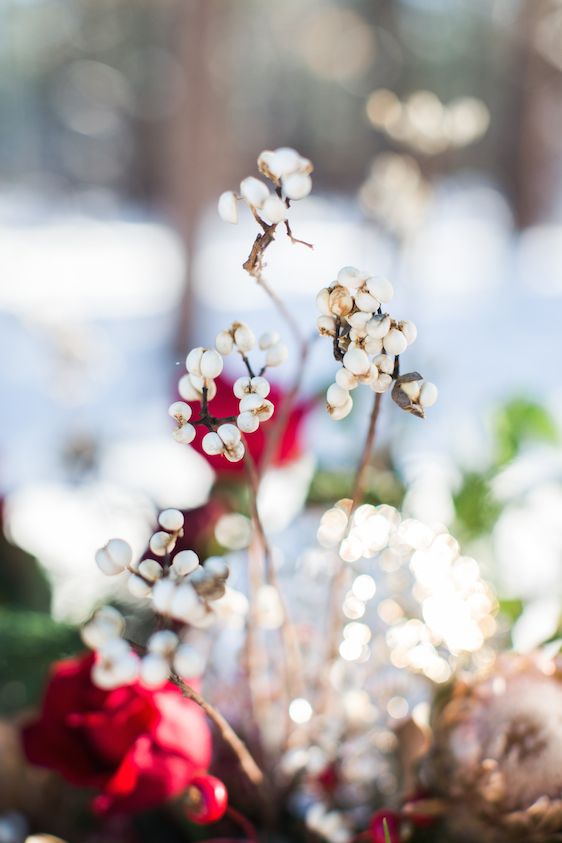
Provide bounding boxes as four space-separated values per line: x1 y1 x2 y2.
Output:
0 607 81 714
453 471 502 541
383 817 392 843
498 598 524 624
494 398 558 466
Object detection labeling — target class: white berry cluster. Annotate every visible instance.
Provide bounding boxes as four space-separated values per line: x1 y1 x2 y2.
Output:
170 323 286 463
81 605 205 691
218 147 313 226
316 266 437 420
94 509 229 627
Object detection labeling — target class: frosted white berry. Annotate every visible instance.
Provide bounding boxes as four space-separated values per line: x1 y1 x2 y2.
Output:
383 328 408 355
173 423 196 445
366 276 394 303
343 347 371 376
148 629 179 656
172 549 200 577
399 320 417 345
217 191 238 224
140 653 170 688
327 383 350 408
174 644 205 679
262 193 288 224
367 315 391 339
336 367 358 390
337 266 365 290
282 171 312 200
138 558 163 583
329 286 354 317
237 412 260 433
150 531 175 557
216 330 234 355
265 343 288 367
317 315 337 337
152 578 176 615
186 347 204 375
374 353 395 375
199 349 223 379
218 423 241 447
95 539 132 576
400 380 421 401
268 147 302 177
372 373 393 393
202 431 224 456
168 401 192 424
239 393 274 421
170 583 201 622
233 323 256 352
328 394 353 420
419 381 438 407
158 509 184 532
128 574 152 598
316 288 331 315
240 176 269 209
259 331 280 350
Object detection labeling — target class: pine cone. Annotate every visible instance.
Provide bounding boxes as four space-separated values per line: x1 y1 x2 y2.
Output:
417 652 562 842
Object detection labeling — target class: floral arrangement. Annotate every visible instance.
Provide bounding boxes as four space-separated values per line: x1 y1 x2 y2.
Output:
19 147 559 843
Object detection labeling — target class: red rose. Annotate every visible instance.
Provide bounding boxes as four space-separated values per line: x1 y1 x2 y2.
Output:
21 653 211 815
183 375 310 475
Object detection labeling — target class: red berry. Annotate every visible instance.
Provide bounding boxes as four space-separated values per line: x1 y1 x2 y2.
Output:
185 774 228 824
369 810 401 843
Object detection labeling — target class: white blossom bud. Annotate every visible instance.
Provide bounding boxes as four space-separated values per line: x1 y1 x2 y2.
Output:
128 574 152 598
337 266 366 290
148 629 179 656
399 320 417 345
328 394 353 420
138 558 163 583
173 423 196 445
259 331 280 350
336 367 358 390
317 315 337 337
173 644 205 679
152 578 176 615
343 347 371 376
171 549 200 577
366 276 394 303
149 531 175 557
316 288 331 315
367 314 391 339
170 583 201 623
265 343 289 367
199 348 223 380
202 431 224 456
262 193 288 224
233 323 256 352
140 653 170 688
95 539 132 576
216 329 234 355
282 171 312 200
217 191 238 224
383 328 408 355
168 401 192 424
237 412 260 433
158 509 184 532
419 381 438 407
327 383 350 408
240 176 269 209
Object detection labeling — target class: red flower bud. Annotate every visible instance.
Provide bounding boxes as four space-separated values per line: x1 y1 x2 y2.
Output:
185 774 228 824
369 810 401 843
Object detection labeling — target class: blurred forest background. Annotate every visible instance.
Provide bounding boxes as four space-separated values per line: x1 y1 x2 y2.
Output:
1 0 562 720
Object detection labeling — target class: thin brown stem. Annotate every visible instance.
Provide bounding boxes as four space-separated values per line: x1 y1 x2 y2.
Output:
350 391 383 510
171 673 265 789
